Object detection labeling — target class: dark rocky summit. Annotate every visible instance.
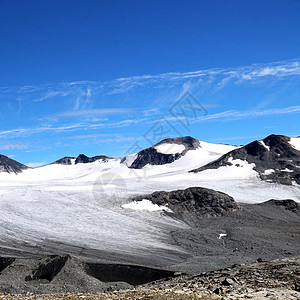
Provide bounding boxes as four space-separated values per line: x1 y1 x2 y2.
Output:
130 187 239 222
52 156 75 165
0 154 28 174
124 136 200 169
75 154 113 164
190 134 300 185
52 154 113 165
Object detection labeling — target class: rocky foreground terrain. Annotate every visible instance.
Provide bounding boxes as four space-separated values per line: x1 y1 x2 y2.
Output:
0 189 299 299
0 256 299 299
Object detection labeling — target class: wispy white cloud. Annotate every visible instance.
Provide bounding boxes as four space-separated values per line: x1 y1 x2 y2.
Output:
2 59 299 109
208 135 264 143
0 124 84 138
77 137 136 143
0 142 28 150
0 117 148 139
56 108 132 118
1 105 299 140
198 105 300 122
90 118 149 129
0 59 299 150
34 91 70 102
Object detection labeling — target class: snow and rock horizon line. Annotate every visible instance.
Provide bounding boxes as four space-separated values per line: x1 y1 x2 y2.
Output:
0 133 299 171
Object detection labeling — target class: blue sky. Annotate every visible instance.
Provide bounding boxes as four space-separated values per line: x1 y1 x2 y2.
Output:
0 0 299 166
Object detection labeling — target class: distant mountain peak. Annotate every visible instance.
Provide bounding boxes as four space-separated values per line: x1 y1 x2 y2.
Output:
0 154 28 174
123 136 200 169
190 134 300 185
51 157 76 165
74 154 113 164
51 154 114 165
156 136 200 148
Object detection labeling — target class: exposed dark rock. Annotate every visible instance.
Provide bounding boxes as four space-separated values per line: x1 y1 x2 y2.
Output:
0 257 15 273
142 256 300 299
258 199 300 213
52 157 75 165
27 255 69 282
127 136 200 169
190 134 300 185
222 277 235 286
0 154 28 174
84 262 175 286
75 154 113 164
130 187 239 221
213 287 223 294
0 255 176 294
51 154 113 165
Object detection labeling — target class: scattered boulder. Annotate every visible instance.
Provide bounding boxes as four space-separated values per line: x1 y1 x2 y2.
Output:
222 278 235 286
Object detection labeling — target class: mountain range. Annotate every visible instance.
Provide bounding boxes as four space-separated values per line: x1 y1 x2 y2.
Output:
0 133 299 291
1 134 299 186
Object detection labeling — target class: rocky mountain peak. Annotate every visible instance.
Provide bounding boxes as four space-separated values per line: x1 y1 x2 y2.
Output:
0 154 28 174
190 134 300 185
75 154 113 164
126 136 200 169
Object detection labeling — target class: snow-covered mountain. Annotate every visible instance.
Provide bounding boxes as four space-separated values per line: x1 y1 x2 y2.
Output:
190 134 300 185
0 135 299 201
0 134 299 266
121 136 200 168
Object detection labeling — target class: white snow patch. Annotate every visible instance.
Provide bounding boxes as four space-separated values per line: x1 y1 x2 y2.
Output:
228 157 254 168
122 199 173 212
289 137 300 151
281 168 293 172
155 143 186 155
122 153 138 167
218 233 227 239
259 140 270 151
263 169 275 175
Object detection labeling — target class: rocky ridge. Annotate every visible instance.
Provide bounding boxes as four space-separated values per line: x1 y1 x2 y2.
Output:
0 257 299 299
0 255 176 294
190 134 300 185
74 154 113 164
0 154 28 174
125 136 200 169
130 187 239 223
52 154 113 165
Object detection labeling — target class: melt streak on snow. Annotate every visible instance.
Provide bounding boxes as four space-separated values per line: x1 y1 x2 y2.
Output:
0 140 299 259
